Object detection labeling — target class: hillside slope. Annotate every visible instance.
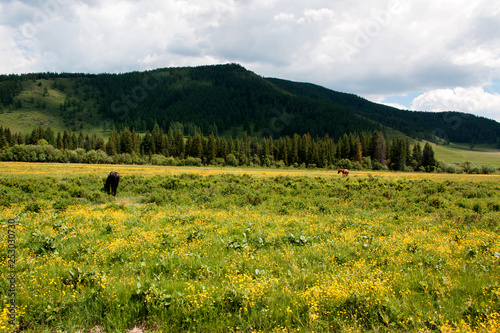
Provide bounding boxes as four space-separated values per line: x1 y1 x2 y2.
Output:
1 64 499 143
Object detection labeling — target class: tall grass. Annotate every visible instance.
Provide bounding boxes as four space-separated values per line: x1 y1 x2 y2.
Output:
0 167 499 332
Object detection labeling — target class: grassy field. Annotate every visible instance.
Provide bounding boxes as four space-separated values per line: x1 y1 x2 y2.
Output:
0 79 104 134
0 162 499 332
431 142 500 167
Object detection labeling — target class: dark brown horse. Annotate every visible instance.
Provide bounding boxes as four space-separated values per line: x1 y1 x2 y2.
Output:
105 172 120 196
338 169 349 177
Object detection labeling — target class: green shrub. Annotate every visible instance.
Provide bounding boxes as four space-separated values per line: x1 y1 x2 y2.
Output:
52 198 78 212
25 201 43 213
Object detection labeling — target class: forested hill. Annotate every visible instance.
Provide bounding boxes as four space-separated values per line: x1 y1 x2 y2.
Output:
266 78 500 144
1 63 499 144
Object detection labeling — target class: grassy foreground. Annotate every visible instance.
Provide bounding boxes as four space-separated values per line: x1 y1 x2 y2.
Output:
0 162 499 332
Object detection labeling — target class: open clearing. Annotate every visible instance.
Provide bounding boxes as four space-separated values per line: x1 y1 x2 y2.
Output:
0 162 499 332
430 142 500 167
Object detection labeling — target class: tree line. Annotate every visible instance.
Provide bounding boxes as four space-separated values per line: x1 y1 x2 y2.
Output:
0 125 442 172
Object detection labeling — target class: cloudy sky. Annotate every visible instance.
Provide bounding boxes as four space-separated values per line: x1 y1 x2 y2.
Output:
1 0 500 121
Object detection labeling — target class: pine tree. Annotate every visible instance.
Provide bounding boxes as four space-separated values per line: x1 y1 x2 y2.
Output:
191 132 203 158
131 129 140 154
120 127 134 154
352 136 363 163
421 142 437 171
62 130 71 149
141 131 155 156
340 133 350 159
369 131 387 166
83 134 91 151
291 134 299 165
43 127 55 146
205 133 217 163
4 127 12 146
216 136 227 158
174 130 185 158
95 136 106 151
106 129 119 156
70 133 78 150
0 127 6 148
412 143 423 169
285 136 292 165
56 133 63 149
78 131 85 148
389 138 406 171
227 136 235 156
16 132 25 145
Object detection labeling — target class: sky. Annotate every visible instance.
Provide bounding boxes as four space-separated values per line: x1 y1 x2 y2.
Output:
1 0 500 122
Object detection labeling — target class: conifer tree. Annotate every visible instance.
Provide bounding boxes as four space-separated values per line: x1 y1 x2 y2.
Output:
70 133 78 150
120 127 134 154
352 136 363 163
0 128 6 148
411 142 423 169
227 136 235 156
174 130 185 158
421 142 437 171
106 129 119 156
191 132 203 158
141 131 155 156
78 131 85 148
56 133 63 149
205 133 217 163
95 136 106 151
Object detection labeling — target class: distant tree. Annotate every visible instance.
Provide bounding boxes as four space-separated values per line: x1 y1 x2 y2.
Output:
227 136 235 156
120 127 134 154
350 135 363 163
339 133 350 159
216 136 227 158
0 127 6 148
141 131 155 156
94 136 106 151
78 131 85 148
205 133 217 163
28 126 42 145
290 134 299 165
389 138 406 171
43 127 55 146
369 131 387 166
190 132 203 159
174 130 185 158
169 122 184 136
411 142 422 169
106 129 119 156
4 127 12 146
62 130 71 149
421 142 437 171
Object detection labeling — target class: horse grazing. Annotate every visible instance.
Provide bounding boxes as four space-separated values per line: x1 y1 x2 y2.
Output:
338 169 349 177
105 172 120 196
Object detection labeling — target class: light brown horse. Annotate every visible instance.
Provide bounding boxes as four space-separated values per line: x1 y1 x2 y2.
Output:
338 169 349 177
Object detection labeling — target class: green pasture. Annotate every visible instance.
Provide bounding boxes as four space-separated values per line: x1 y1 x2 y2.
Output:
431 142 500 167
0 164 499 332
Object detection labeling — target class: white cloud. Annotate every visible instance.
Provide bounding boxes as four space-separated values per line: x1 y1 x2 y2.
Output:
0 25 38 73
273 12 295 22
411 87 500 122
0 0 499 122
300 8 336 22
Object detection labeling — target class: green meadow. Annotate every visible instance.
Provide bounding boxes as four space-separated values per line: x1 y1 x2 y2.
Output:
431 142 500 167
0 163 499 332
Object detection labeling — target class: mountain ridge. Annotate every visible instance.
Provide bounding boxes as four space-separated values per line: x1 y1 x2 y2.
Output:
0 63 499 144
